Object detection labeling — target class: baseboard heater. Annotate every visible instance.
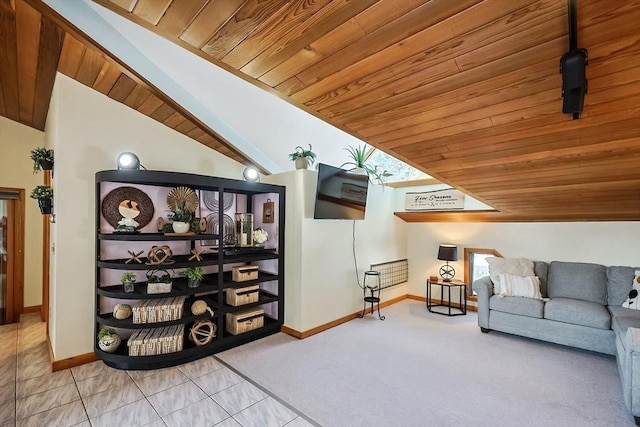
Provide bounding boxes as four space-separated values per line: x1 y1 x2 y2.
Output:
369 259 408 290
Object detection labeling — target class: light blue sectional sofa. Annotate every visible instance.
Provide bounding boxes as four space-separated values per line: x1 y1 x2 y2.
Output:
473 261 640 424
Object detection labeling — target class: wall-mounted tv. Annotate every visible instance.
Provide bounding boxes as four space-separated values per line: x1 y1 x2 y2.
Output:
314 163 369 220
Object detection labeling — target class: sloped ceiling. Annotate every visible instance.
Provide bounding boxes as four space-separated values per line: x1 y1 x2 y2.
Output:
1 0 639 221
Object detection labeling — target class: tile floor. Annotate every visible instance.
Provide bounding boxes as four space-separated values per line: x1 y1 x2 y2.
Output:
0 313 317 427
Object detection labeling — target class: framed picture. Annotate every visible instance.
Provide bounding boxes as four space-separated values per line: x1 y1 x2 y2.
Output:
263 199 274 223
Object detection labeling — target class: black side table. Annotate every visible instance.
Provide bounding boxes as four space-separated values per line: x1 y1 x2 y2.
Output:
426 279 467 316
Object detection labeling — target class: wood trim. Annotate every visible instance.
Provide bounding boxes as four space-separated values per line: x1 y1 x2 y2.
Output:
41 170 50 323
23 304 41 313
281 294 408 339
394 210 640 222
0 187 25 324
385 178 442 188
47 334 99 371
52 351 99 372
464 248 502 297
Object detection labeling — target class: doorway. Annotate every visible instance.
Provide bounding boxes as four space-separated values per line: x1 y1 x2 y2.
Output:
0 188 25 324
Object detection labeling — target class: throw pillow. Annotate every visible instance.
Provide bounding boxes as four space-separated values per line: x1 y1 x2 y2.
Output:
498 273 542 299
487 257 535 294
622 270 640 310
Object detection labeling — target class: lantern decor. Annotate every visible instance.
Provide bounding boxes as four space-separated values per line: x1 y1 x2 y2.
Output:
235 213 254 247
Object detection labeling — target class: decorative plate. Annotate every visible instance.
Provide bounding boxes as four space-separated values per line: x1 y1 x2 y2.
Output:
101 186 154 230
203 191 234 213
167 186 199 213
202 213 234 246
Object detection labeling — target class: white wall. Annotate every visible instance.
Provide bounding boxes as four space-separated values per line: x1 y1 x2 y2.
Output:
0 116 45 308
47 73 246 360
267 170 407 332
406 222 640 299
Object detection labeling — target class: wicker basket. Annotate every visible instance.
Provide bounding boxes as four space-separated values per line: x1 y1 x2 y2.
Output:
226 285 259 306
232 265 259 282
226 308 264 335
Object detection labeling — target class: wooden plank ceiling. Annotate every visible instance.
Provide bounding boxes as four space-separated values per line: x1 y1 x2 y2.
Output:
2 0 639 221
0 0 247 164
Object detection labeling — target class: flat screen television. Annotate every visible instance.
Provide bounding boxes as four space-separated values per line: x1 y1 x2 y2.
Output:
314 163 369 220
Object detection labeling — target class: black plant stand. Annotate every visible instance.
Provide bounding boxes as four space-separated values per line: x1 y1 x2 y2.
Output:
358 270 385 320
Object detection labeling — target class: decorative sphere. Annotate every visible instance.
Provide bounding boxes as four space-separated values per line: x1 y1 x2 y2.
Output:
191 300 208 315
113 304 132 320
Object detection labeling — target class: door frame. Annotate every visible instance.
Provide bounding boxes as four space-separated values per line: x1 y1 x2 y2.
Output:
0 187 25 324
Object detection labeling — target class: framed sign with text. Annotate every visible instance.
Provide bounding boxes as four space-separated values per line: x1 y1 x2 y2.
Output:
405 189 465 211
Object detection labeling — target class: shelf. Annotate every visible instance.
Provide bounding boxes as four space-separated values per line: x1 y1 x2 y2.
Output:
216 250 279 263
96 318 281 370
221 272 279 289
96 169 285 370
97 279 218 299
98 251 279 270
98 254 219 270
98 311 215 329
99 233 219 241
222 291 278 314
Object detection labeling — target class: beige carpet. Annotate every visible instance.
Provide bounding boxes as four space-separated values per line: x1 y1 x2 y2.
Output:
217 299 634 427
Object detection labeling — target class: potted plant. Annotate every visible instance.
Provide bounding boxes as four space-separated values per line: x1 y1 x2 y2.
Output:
288 144 317 170
182 266 204 288
168 206 193 233
30 147 54 173
341 145 392 184
120 272 136 293
97 327 121 353
30 185 53 214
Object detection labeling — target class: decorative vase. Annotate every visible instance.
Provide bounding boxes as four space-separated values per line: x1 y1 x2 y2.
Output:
123 280 135 293
294 157 308 170
172 221 190 233
98 335 121 353
38 198 52 215
188 278 201 288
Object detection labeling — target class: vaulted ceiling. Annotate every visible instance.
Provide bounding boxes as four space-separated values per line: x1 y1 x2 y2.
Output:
1 0 639 221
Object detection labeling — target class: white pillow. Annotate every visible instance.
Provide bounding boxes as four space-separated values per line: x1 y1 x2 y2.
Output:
622 270 640 310
487 257 535 294
498 273 542 299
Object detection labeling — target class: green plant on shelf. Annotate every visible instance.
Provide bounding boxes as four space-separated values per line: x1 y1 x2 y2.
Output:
120 272 136 284
98 327 116 340
182 267 204 281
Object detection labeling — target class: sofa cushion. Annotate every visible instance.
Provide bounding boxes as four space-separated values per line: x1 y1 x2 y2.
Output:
498 274 542 299
547 261 607 305
489 295 544 318
544 298 611 330
487 257 535 294
608 266 640 306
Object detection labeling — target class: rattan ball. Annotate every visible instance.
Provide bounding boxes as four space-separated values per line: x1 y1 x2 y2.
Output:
113 304 132 320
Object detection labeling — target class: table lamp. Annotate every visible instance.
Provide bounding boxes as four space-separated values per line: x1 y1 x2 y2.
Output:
437 244 458 282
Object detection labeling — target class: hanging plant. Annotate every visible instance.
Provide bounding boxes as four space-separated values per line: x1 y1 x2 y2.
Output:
30 185 53 215
30 147 54 173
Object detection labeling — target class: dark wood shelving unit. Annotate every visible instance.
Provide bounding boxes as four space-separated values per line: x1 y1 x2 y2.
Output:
95 169 285 370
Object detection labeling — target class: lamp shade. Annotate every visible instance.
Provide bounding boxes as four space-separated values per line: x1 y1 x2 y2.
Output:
437 245 458 262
